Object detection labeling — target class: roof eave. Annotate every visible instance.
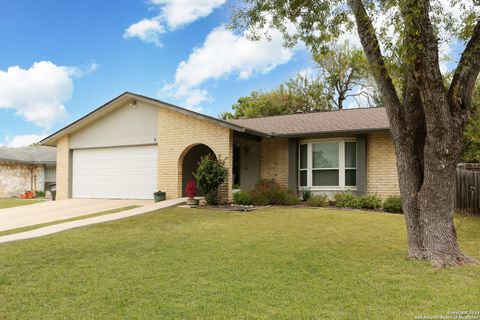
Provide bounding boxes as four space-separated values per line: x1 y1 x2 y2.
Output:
40 92 268 146
132 94 271 137
273 127 391 138
0 159 56 165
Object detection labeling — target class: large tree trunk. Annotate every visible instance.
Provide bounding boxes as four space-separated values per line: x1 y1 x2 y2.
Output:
395 101 474 267
348 0 480 267
397 144 470 266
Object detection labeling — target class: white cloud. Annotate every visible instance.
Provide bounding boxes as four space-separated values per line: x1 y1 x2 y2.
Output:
125 0 226 46
3 134 46 148
69 62 99 77
0 61 91 129
151 0 227 30
123 18 165 47
160 26 295 108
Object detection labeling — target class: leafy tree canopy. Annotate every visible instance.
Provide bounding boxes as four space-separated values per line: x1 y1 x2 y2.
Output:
221 42 380 119
220 72 333 119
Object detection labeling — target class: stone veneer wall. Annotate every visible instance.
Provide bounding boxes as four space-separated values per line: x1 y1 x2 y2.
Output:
0 161 44 197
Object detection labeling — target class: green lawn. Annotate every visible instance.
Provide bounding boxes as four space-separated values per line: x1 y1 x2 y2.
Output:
0 207 479 319
0 199 44 209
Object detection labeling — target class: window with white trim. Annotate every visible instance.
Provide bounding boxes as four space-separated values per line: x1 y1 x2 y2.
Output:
299 139 357 189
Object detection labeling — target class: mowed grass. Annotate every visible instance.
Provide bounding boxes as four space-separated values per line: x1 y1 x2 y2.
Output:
0 207 479 319
0 199 44 209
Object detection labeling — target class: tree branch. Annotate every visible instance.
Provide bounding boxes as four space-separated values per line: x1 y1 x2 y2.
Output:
448 19 480 126
348 0 405 137
399 0 451 130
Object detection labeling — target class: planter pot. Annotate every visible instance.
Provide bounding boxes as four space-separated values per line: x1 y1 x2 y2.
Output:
186 198 199 206
153 192 166 202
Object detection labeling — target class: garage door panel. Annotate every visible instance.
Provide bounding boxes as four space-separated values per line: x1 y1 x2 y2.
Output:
72 145 157 199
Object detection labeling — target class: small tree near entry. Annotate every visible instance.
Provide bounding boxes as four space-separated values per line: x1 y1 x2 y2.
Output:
193 155 229 205
232 0 480 266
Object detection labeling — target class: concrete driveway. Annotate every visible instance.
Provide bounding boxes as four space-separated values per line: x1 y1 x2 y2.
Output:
0 199 152 232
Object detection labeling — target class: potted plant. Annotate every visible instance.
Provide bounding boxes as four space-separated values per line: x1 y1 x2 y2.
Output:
185 180 199 206
153 191 166 202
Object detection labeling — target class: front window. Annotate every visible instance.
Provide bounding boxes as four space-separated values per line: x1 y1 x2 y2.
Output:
299 139 357 189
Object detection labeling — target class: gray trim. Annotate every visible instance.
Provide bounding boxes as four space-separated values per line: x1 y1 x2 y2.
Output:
288 138 298 193
233 131 262 142
356 134 367 196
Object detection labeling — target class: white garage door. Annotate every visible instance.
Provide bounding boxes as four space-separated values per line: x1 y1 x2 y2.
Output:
72 145 157 199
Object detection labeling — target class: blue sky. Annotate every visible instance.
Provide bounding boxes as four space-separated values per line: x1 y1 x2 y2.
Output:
0 0 467 147
0 0 314 147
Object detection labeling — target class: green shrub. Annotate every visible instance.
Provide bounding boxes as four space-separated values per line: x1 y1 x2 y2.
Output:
334 192 361 208
35 191 46 198
250 179 300 206
307 195 328 207
383 195 403 213
359 194 383 210
233 191 253 205
193 155 228 205
301 187 312 201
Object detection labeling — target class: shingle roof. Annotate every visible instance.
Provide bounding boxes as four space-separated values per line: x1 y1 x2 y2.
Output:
226 107 390 136
0 146 56 164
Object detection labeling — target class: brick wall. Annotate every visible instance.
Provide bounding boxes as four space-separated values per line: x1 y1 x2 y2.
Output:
157 108 233 200
260 138 289 188
367 132 399 198
56 135 71 200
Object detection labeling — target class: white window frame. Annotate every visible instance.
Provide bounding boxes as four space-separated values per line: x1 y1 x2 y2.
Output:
299 138 357 191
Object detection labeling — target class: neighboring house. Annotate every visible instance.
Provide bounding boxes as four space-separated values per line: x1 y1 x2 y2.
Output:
41 92 399 201
0 147 56 197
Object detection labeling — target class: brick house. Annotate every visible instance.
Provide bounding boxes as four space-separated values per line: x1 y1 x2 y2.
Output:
41 92 399 201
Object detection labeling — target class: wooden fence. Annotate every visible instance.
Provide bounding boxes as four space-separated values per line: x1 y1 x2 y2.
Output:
456 163 480 215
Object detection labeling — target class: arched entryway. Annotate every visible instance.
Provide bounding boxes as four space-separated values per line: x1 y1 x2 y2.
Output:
180 144 216 196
